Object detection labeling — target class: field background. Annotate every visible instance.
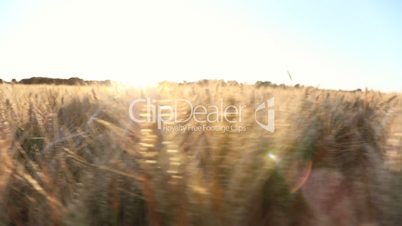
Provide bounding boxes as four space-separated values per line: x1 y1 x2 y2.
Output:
0 82 401 226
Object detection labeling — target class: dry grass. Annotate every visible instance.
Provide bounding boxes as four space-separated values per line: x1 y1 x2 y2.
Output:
0 83 401 226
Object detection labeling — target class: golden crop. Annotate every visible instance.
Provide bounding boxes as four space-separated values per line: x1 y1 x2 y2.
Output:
0 82 401 226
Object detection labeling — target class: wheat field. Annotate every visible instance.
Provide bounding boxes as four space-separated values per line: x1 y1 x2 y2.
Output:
0 82 401 226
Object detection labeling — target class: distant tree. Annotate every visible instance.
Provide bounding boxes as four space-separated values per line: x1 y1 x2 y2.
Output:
14 77 111 86
67 77 85 85
11 79 17 83
227 80 239 86
255 81 272 88
197 79 209 85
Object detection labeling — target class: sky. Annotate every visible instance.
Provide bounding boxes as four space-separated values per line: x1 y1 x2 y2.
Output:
0 0 401 91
